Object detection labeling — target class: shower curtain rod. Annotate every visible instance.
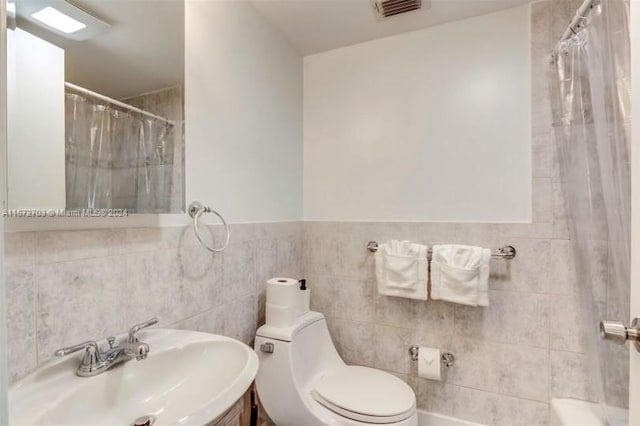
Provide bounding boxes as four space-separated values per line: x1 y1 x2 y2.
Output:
64 82 175 126
555 0 597 46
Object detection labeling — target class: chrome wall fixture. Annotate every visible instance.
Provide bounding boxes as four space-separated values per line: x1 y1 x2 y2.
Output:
188 201 230 253
366 241 517 260
408 345 455 367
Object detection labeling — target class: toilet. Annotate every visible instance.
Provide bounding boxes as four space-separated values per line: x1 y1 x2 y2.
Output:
254 311 418 426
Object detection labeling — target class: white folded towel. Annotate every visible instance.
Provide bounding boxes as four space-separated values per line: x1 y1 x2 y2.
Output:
430 244 491 307
375 240 428 301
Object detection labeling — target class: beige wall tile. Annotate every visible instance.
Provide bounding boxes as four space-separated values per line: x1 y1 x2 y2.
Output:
409 377 455 417
328 318 376 367
4 232 35 267
308 273 339 318
223 240 257 301
35 229 125 264
532 178 554 223
5 265 36 383
550 294 588 352
450 386 499 425
447 339 502 392
490 238 551 293
499 345 549 402
336 278 375 323
414 300 455 349
124 249 186 325
495 395 549 426
452 291 548 348
374 294 416 328
373 325 414 375
35 255 129 363
171 305 226 336
497 222 554 240
122 226 182 253
550 350 600 401
533 133 554 179
224 294 257 345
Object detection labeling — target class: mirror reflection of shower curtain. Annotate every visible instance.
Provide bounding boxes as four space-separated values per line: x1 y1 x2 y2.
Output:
549 0 630 420
65 93 175 213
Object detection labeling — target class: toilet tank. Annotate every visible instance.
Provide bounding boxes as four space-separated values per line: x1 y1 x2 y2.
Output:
254 311 345 426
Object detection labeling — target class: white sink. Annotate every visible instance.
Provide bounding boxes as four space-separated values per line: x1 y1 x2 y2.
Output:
9 329 259 425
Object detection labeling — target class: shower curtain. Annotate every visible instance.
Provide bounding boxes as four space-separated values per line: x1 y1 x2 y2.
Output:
549 0 630 418
65 93 177 213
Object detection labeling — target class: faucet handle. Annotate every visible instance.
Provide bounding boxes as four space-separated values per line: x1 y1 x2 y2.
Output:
128 317 159 342
107 336 116 349
55 341 103 368
55 341 99 357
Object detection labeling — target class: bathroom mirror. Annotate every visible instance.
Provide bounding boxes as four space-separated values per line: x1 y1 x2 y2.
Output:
5 0 185 214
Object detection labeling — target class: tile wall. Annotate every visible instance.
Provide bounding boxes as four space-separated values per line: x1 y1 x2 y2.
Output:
304 221 597 426
4 222 302 384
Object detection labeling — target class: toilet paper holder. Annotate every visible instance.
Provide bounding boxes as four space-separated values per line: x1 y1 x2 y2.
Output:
409 345 455 367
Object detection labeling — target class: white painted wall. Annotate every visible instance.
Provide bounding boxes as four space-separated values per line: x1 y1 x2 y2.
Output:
6 28 65 210
303 5 531 222
185 0 303 223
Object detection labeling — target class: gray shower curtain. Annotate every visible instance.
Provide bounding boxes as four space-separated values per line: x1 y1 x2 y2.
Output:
65 93 176 213
549 0 630 419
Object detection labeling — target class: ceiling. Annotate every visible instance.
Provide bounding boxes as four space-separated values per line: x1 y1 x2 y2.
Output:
17 0 184 100
249 0 531 55
14 0 530 98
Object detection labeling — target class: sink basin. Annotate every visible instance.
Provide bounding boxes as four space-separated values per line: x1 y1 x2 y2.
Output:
9 329 259 425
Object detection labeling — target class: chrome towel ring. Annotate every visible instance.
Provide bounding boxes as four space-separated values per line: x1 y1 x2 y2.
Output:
188 201 230 252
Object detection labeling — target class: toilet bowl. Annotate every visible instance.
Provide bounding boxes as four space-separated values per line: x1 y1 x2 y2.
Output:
254 311 418 426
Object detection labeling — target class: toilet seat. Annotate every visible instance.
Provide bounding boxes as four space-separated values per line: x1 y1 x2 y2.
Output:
311 366 416 424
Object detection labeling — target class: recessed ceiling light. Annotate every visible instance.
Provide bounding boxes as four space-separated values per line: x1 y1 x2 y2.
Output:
17 0 111 40
31 6 86 34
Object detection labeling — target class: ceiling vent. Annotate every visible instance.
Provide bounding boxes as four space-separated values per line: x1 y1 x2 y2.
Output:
372 0 425 19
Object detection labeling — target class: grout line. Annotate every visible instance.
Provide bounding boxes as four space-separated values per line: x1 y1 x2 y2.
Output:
33 265 40 367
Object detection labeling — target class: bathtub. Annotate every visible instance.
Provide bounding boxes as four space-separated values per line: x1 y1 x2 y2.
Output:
417 410 484 426
550 398 628 426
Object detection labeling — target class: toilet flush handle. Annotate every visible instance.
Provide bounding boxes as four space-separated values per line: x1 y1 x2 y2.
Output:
260 342 274 353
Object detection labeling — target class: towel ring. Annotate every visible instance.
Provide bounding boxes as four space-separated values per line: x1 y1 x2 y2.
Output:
188 201 230 252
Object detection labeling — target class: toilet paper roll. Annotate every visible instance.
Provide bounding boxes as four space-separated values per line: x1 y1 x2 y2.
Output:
267 277 300 307
265 303 299 328
266 277 302 327
418 347 441 381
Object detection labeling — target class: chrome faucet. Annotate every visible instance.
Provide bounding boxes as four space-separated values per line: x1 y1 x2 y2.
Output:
55 317 159 377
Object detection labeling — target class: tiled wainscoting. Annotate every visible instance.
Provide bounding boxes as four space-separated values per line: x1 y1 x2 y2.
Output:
304 221 599 426
4 222 302 384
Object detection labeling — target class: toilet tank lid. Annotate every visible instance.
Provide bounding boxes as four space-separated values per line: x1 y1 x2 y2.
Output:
256 311 325 342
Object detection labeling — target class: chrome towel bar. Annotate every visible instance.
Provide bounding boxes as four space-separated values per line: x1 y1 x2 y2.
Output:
366 240 516 260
